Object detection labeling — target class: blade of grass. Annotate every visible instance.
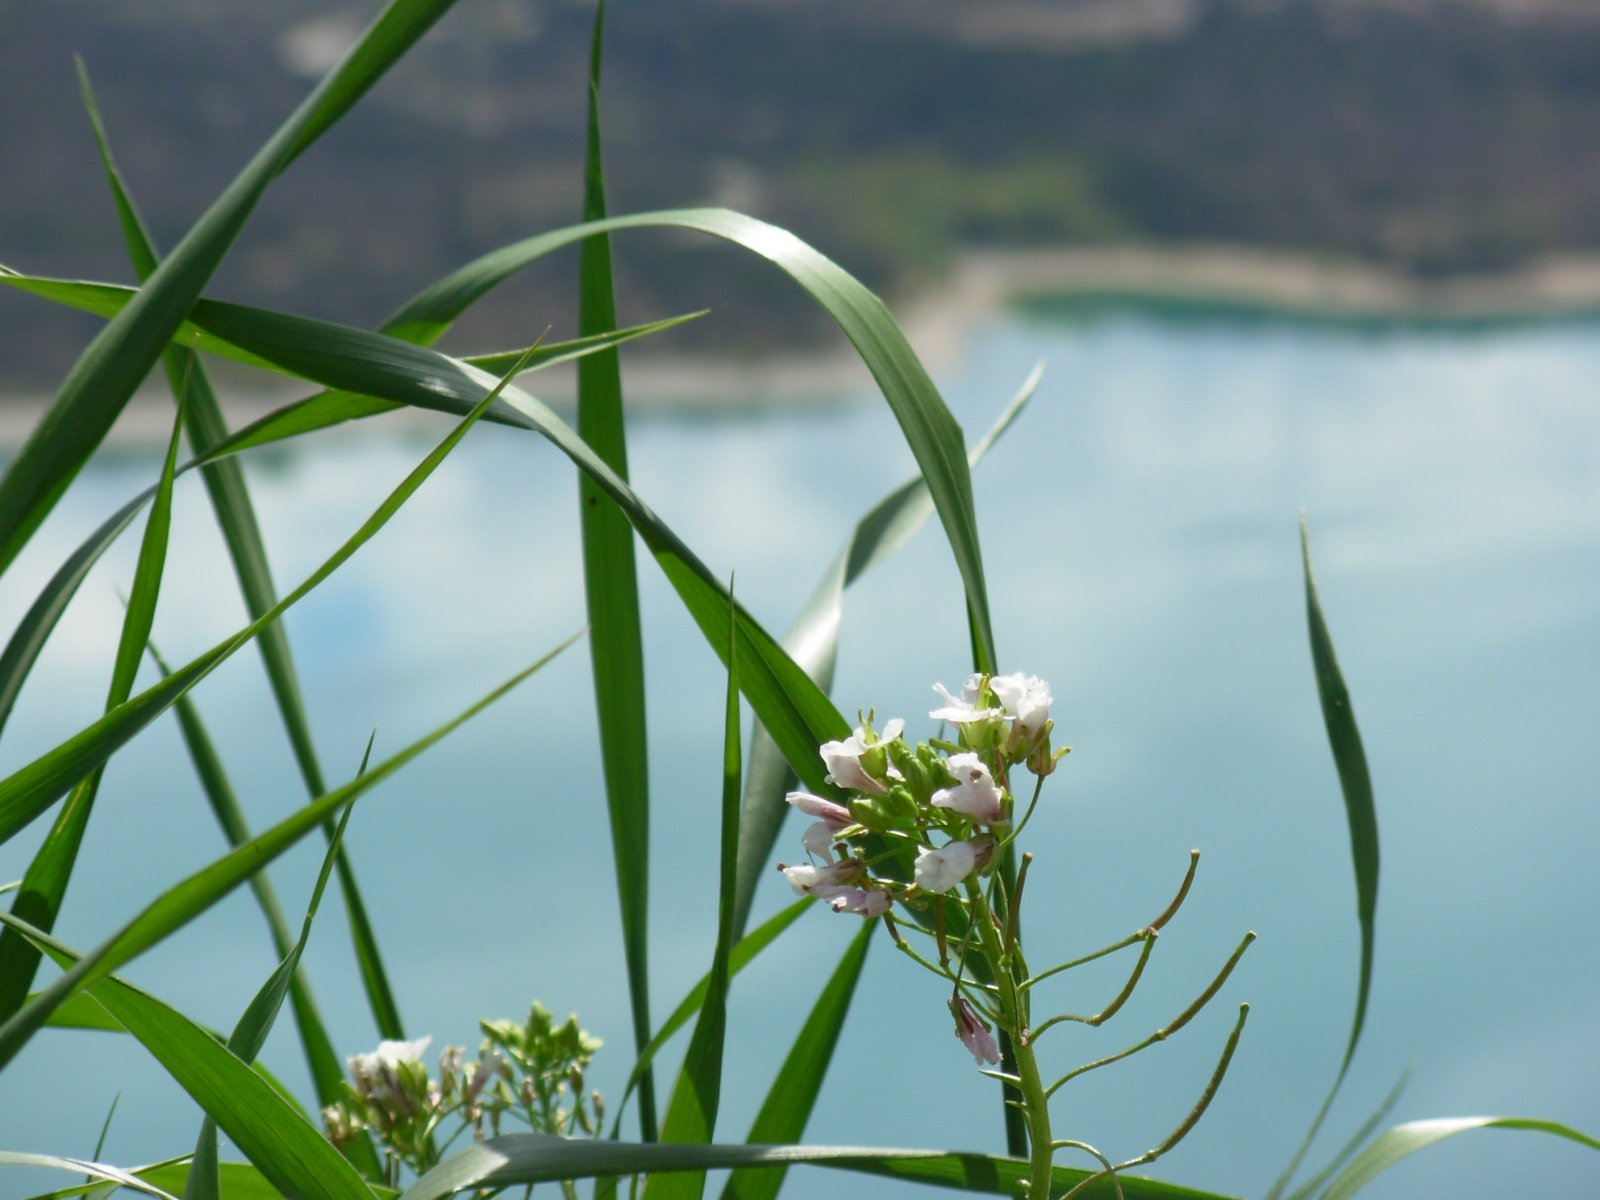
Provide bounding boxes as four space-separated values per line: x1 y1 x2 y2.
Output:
0 1154 176 1200
1283 1068 1411 1200
5 921 374 1200
609 898 811 1138
401 1135 1242 1200
73 60 407 1057
1266 518 1382 1199
732 365 1040 939
0 631 578 1072
185 777 367 1200
721 920 873 1200
0 367 513 856
0 394 185 1022
0 0 466 577
647 582 744 1199
1319 1117 1600 1200
575 0 657 1143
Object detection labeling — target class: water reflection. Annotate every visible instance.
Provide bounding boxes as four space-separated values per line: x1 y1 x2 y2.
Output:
1 308 1597 1198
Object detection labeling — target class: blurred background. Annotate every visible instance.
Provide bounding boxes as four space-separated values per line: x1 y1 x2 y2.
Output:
1 3 1597 1199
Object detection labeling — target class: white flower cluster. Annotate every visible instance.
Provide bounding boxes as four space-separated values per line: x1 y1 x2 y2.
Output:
777 672 1060 916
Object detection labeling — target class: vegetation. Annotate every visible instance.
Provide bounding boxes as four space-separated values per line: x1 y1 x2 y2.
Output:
0 2 1596 1199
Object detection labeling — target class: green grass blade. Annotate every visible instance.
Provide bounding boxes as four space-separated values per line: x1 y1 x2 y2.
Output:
0 1154 176 1200
0 632 578 1072
721 921 872 1200
382 207 997 671
1267 518 1382 1199
401 1135 1242 1200
610 899 811 1137
186 792 367 1200
648 587 743 1199
576 0 657 1142
5 923 374 1200
1319 1117 1600 1200
731 365 1040 938
0 397 185 1021
1284 1068 1411 1200
149 638 349 1116
0 381 505 850
0 493 144 742
75 60 411 1056
0 0 465 578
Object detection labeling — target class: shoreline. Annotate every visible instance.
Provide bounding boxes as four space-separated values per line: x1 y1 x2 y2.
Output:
8 240 1600 446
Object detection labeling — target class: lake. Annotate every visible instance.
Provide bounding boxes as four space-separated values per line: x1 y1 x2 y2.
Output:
1 301 1596 1199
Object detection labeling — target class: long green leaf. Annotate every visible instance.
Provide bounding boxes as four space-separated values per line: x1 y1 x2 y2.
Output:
575 0 657 1143
1268 518 1382 1199
0 396 185 1021
0 1153 176 1200
0 0 464 576
649 583 744 1199
0 373 506 852
610 899 812 1136
185 790 365 1200
722 920 873 1200
732 366 1040 938
1319 1117 1600 1200
0 632 576 1072
74 59 407 1059
6 922 374 1200
380 207 996 672
401 1135 1241 1200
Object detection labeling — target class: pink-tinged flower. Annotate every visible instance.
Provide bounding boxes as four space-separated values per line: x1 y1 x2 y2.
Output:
819 718 904 795
989 673 1052 739
779 859 862 899
951 995 1001 1065
929 674 1003 725
914 840 979 893
931 752 1004 823
801 820 839 860
826 887 891 918
786 790 853 827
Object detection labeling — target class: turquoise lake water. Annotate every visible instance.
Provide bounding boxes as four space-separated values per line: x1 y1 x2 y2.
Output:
1 303 1597 1199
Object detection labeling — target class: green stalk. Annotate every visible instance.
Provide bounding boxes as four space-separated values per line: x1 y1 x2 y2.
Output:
965 883 1053 1198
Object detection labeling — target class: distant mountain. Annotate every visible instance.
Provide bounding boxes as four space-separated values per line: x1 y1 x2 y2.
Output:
6 0 1600 383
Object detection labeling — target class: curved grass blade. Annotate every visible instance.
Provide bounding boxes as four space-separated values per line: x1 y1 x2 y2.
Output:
74 61 407 1060
21 1159 316 1200
1319 1117 1600 1200
0 372 512 852
1267 518 1382 1199
185 784 370 1200
609 899 811 1139
401 1134 1242 1200
381 207 997 673
0 1154 176 1200
0 0 465 577
732 365 1040 939
721 919 873 1200
0 632 577 1072
575 0 657 1143
1283 1067 1411 1200
4 921 374 1200
0 396 185 1023
647 584 743 1199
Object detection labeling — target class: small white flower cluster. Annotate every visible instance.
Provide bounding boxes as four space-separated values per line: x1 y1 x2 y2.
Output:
777 672 1062 917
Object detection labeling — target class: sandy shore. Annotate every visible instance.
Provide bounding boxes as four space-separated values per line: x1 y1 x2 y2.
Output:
8 240 1600 447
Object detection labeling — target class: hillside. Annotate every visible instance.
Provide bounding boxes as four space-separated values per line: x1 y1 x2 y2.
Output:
6 0 1600 382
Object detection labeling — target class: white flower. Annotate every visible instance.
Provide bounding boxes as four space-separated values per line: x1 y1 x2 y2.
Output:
914 840 980 894
951 995 1001 1065
788 790 854 862
931 752 1004 823
826 887 891 918
989 673 1052 739
349 1036 431 1078
779 859 861 899
929 674 1002 725
819 718 904 795
801 820 839 860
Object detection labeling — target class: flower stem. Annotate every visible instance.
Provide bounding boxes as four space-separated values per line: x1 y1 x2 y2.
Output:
965 880 1055 1198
